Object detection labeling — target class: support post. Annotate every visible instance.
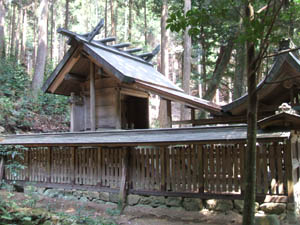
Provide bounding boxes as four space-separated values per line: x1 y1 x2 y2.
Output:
166 100 172 128
0 157 4 181
71 147 76 184
26 149 31 181
116 88 121 129
191 108 196 127
119 147 129 212
47 147 52 182
90 62 96 131
287 136 296 203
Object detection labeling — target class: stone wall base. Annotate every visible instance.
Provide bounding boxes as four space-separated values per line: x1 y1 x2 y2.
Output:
2 184 298 223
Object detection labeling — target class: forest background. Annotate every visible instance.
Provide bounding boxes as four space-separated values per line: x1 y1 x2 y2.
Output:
0 0 300 133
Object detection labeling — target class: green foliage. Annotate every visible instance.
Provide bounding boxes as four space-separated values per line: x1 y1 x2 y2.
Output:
0 145 27 180
0 58 69 133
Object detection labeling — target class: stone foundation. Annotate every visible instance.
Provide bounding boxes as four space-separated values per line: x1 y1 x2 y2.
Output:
19 186 297 219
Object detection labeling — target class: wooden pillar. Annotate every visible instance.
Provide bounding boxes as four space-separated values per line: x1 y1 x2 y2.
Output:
191 108 196 127
286 136 296 203
119 147 129 212
26 148 31 181
90 62 96 131
71 147 76 184
70 92 76 132
166 100 172 128
116 88 121 129
0 157 4 181
47 147 52 182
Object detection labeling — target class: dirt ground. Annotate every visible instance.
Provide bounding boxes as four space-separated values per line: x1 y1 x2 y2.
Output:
0 190 296 225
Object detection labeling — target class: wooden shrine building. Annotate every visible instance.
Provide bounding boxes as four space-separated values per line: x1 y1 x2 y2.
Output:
1 21 300 211
42 19 220 131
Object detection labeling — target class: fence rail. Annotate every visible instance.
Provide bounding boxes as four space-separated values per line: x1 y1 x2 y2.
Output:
4 140 291 200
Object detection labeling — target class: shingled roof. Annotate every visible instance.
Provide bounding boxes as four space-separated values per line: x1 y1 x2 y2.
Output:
42 20 222 115
221 52 300 116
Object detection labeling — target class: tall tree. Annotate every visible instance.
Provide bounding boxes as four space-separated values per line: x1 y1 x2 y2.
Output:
110 0 116 37
10 3 16 57
144 0 147 45
104 0 108 37
180 0 192 121
31 0 48 93
0 0 5 58
202 39 234 101
49 0 55 60
20 8 28 65
64 0 69 54
242 3 257 224
158 0 169 127
128 0 133 42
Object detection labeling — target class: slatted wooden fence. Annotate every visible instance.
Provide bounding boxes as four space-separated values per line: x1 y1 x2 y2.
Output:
4 141 290 199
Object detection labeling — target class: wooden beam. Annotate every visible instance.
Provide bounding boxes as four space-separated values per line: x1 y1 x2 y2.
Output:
191 108 196 126
116 89 121 129
166 100 172 128
48 48 81 93
119 147 129 211
125 48 142 54
138 45 160 62
65 73 86 82
90 62 96 131
0 157 4 180
172 116 247 126
97 37 116 44
286 138 295 203
87 19 104 42
111 43 131 49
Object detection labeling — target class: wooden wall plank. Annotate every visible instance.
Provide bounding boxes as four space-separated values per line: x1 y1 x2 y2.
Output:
262 144 269 194
216 146 221 192
276 143 284 195
198 145 204 193
166 147 170 191
234 145 239 192
187 146 192 192
256 145 262 194
155 147 160 190
161 147 165 191
269 144 276 194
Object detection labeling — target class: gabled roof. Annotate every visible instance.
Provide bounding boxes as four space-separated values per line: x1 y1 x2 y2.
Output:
42 22 222 115
222 52 300 116
258 112 300 130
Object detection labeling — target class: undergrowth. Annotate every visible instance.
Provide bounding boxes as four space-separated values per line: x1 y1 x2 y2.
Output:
0 58 69 133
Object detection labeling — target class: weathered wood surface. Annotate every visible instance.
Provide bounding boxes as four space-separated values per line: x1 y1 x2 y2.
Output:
4 140 289 200
0 126 289 146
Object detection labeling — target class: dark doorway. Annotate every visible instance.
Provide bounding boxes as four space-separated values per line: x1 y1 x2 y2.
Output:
121 95 149 129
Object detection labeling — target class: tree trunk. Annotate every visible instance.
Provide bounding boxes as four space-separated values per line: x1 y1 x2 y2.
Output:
64 0 69 54
10 4 16 57
203 40 234 101
144 0 147 45
21 9 27 65
0 0 5 58
105 0 107 37
110 0 116 37
242 2 257 225
233 5 246 100
32 0 38 70
50 0 55 60
180 0 192 122
158 0 169 128
200 26 207 96
15 6 21 61
32 0 48 93
128 0 132 42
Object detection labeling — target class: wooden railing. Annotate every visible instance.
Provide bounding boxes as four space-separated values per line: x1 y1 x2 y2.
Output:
4 141 290 200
